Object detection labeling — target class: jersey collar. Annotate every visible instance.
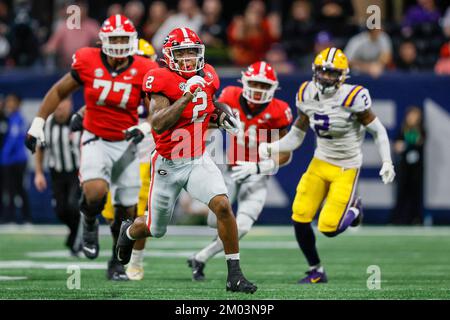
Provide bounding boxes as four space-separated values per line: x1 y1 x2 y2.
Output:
100 52 134 77
239 94 269 119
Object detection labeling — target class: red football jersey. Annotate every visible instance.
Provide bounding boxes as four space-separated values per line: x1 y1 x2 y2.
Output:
217 86 293 164
71 47 158 141
143 64 220 159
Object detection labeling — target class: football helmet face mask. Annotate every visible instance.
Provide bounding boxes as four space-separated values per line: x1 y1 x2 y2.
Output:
99 14 137 58
162 28 205 78
312 47 349 95
241 61 278 104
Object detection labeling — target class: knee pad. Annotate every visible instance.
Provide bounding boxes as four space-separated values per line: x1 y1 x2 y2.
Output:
236 214 255 239
79 194 107 217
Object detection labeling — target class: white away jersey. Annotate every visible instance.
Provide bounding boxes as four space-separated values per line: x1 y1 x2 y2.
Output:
296 81 372 168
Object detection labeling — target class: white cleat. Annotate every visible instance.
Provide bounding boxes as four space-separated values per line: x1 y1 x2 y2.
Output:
126 265 144 281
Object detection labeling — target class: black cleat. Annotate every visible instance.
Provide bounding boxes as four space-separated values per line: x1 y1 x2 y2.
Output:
187 257 206 281
226 260 257 294
116 219 135 265
81 215 99 259
107 259 129 281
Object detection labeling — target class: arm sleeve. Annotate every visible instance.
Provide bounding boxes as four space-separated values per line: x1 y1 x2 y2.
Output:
269 125 306 153
365 117 392 163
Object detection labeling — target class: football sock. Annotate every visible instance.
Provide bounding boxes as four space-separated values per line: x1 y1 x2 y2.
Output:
195 238 223 263
225 253 240 260
293 221 321 267
337 208 359 234
129 249 144 267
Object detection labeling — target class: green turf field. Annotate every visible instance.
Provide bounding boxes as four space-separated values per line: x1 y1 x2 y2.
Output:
0 225 449 299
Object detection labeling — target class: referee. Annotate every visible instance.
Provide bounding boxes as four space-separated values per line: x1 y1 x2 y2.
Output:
34 98 82 255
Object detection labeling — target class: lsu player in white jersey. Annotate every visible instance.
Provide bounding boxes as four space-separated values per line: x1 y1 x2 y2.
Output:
259 47 396 284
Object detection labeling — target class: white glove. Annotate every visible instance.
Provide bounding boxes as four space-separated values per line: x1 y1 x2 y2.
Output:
258 142 272 159
231 159 276 181
379 161 395 184
183 75 206 96
222 111 241 136
25 117 46 153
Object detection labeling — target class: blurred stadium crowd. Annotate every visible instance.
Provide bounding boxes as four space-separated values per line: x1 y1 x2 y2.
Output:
0 0 446 227
0 0 450 76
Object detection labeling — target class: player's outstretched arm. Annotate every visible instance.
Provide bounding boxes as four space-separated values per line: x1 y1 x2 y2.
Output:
149 93 194 134
258 112 309 159
357 109 395 184
25 73 80 153
37 73 80 119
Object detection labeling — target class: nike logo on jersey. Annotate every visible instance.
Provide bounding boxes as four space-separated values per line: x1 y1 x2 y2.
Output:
123 76 134 80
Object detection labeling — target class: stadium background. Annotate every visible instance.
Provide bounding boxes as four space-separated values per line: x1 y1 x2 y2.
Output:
0 0 450 225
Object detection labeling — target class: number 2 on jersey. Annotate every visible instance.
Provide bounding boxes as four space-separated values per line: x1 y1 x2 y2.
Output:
191 91 207 123
313 113 332 139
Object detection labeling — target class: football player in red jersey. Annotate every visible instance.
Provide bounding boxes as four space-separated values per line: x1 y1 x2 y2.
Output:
25 15 158 280
116 27 257 293
188 61 294 280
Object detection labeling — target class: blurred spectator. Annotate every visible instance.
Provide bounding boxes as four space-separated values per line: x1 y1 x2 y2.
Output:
0 95 7 219
442 7 450 39
313 0 354 37
7 0 40 67
106 3 123 17
402 0 441 30
0 1 10 66
314 31 335 55
199 0 228 64
283 0 318 66
227 0 279 66
42 1 99 69
124 1 145 36
434 40 450 74
0 93 31 224
391 106 425 225
34 98 81 255
152 0 203 53
265 43 295 75
345 28 393 78
142 1 169 43
395 40 422 71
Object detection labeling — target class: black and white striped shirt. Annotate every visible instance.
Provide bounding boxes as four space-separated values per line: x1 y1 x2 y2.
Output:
44 115 81 173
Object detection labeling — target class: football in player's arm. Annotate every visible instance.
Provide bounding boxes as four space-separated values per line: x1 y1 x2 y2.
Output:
115 27 256 293
259 47 395 284
188 61 293 281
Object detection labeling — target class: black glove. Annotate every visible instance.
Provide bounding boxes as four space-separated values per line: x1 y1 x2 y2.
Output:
70 113 84 132
124 127 145 144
